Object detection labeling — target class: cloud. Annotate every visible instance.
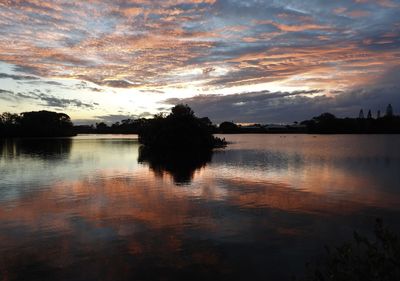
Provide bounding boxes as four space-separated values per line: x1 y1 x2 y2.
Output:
0 73 38 80
93 114 137 123
163 89 325 123
0 0 399 122
0 89 15 101
0 89 13 94
33 93 95 109
254 20 332 32
95 112 154 123
102 80 138 88
74 81 104 92
162 71 400 123
0 0 398 91
139 89 165 94
333 65 400 114
355 0 399 8
0 89 96 110
20 79 105 92
22 80 63 86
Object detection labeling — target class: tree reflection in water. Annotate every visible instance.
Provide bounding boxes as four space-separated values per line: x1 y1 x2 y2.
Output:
138 146 213 184
0 138 72 160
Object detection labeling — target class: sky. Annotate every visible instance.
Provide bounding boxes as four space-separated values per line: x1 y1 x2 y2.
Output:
0 0 399 124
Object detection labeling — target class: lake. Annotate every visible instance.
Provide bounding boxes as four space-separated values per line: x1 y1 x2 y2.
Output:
1 134 400 280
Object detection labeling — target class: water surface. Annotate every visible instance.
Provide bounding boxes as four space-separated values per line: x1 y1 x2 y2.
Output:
1 134 400 280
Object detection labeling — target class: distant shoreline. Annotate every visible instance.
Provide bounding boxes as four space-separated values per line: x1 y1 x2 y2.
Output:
3 108 400 138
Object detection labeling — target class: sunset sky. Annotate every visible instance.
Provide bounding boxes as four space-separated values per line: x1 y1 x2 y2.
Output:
0 0 399 124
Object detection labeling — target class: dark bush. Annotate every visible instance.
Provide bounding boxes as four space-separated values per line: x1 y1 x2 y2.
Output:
303 219 400 281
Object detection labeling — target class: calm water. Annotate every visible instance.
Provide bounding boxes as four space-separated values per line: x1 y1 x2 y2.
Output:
1 134 400 280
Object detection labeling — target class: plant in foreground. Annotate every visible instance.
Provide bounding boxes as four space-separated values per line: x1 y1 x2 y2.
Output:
302 219 400 281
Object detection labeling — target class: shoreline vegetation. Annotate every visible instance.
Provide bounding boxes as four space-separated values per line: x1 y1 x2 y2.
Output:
301 219 400 281
0 111 75 137
75 104 400 135
1 104 400 138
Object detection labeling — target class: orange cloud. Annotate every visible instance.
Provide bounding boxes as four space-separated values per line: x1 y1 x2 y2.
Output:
254 20 332 32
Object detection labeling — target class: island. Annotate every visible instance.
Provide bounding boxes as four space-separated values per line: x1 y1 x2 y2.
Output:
138 104 227 149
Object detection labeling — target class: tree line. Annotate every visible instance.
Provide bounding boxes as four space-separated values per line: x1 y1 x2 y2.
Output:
1 103 399 138
75 104 400 135
301 104 400 134
301 112 400 134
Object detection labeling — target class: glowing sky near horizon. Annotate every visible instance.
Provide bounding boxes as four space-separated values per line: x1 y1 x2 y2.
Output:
0 0 399 123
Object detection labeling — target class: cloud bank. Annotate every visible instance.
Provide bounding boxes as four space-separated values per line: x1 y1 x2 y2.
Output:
0 0 399 122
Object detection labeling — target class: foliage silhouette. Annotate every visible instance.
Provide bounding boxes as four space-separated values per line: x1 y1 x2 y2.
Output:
302 219 400 281
0 110 75 137
138 104 226 149
219 121 240 133
301 111 400 134
74 118 149 134
386 104 393 117
136 105 223 184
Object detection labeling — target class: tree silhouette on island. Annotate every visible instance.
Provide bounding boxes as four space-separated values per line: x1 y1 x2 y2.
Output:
137 104 226 184
138 104 227 149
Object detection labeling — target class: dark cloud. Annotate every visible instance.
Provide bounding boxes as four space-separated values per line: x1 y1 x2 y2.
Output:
94 114 136 123
102 80 138 88
139 89 165 94
22 80 63 86
12 65 42 75
74 81 104 92
162 83 399 123
0 73 38 80
163 90 324 123
156 106 170 112
0 89 13 94
95 112 153 123
330 66 400 116
0 89 15 101
0 89 96 109
34 94 95 109
20 79 104 92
